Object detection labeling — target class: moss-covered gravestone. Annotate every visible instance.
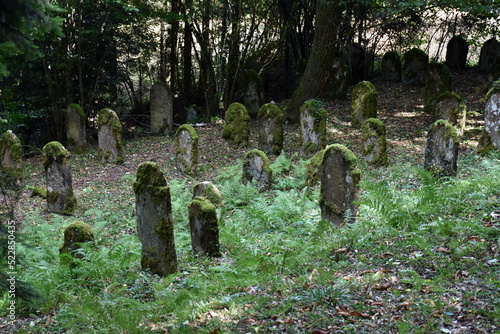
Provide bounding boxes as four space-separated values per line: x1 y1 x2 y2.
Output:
305 149 325 187
66 104 87 153
300 100 327 158
242 70 265 117
381 51 402 82
478 38 500 72
42 141 77 215
325 58 349 99
133 162 177 276
59 221 94 266
222 103 250 147
193 181 223 207
402 48 429 86
97 108 124 164
351 81 378 129
257 103 283 156
424 120 459 177
446 36 468 69
188 196 220 257
424 63 451 114
0 130 23 187
175 124 198 177
362 118 387 166
243 149 272 190
478 81 500 154
434 92 467 137
150 82 173 135
320 144 361 226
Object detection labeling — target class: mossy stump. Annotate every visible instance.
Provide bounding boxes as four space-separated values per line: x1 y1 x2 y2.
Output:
0 130 23 187
133 162 177 276
59 221 94 266
381 51 402 82
362 118 387 166
188 196 220 257
351 81 378 129
424 63 452 114
222 103 250 147
175 124 199 177
300 99 327 158
434 92 467 137
325 58 349 99
480 80 500 153
243 149 273 191
402 48 429 86
42 141 77 215
66 104 87 153
424 120 459 177
257 103 284 156
446 36 468 69
97 108 124 164
150 82 173 135
320 144 361 226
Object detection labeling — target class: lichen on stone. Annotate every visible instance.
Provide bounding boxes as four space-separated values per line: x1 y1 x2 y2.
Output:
351 81 378 129
222 102 250 147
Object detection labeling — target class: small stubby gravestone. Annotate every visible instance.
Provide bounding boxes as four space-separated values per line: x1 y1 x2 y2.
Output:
320 144 361 226
257 103 284 156
434 92 467 137
362 118 387 166
402 48 429 86
478 81 500 154
59 221 94 266
193 181 223 207
222 102 250 147
446 36 468 69
305 149 325 188
42 141 77 215
175 124 198 177
325 58 349 99
381 51 402 82
66 104 87 153
424 63 452 114
0 130 23 187
188 196 220 257
133 162 177 276
243 149 273 190
424 120 459 177
351 81 378 129
97 108 124 164
478 38 500 72
242 70 265 117
150 82 173 135
300 99 327 158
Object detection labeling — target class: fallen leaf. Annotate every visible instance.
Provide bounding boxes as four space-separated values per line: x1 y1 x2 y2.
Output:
374 282 392 290
437 247 450 254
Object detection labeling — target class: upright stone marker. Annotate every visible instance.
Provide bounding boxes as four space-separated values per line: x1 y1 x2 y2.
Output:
193 181 223 208
424 120 459 177
222 103 250 147
243 149 272 190
320 144 361 226
478 38 500 72
362 118 387 166
446 36 468 69
424 63 451 114
59 221 94 265
133 162 177 276
188 196 220 257
97 108 124 164
300 99 327 158
175 124 198 177
66 104 87 153
305 149 325 188
257 103 283 156
402 48 429 85
326 58 349 99
150 82 173 135
0 130 23 186
42 141 77 215
381 51 402 82
242 70 264 117
479 81 500 154
434 92 467 136
351 81 378 129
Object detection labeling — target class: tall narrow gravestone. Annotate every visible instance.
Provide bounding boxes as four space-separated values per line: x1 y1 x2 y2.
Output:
188 196 220 257
381 51 402 82
446 36 468 69
97 108 124 164
320 144 361 226
66 104 87 153
243 149 273 190
434 92 467 137
42 141 77 215
133 162 177 276
351 81 378 129
222 103 250 147
478 81 500 154
300 100 326 158
0 130 23 187
362 118 387 166
175 124 198 177
325 58 349 99
424 63 451 114
402 48 429 86
150 82 173 135
257 103 283 156
424 120 459 177
478 38 500 72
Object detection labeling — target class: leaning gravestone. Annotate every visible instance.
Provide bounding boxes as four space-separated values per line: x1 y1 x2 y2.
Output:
59 221 94 266
97 108 124 164
402 48 429 85
320 144 361 226
325 58 349 99
424 120 459 177
42 141 77 215
424 63 452 114
381 51 402 82
150 82 173 135
243 149 273 190
257 103 283 156
478 81 500 154
362 118 387 166
133 162 177 276
222 102 250 147
242 70 265 117
300 99 327 158
66 104 87 153
175 124 198 177
351 81 378 129
478 38 500 72
434 92 467 137
188 196 220 257
446 36 468 69
0 130 23 187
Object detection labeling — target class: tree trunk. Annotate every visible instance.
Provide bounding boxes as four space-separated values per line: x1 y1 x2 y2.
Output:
223 0 242 110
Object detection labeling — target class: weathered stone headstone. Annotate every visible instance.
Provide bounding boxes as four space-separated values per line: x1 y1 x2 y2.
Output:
300 99 327 158
446 36 468 69
305 149 324 188
320 144 361 226
362 118 387 166
242 70 265 117
186 105 201 123
478 80 500 154
193 181 223 207
59 221 94 266
381 51 402 82
222 102 250 147
257 103 283 156
42 141 77 215
424 63 452 114
424 120 459 177
325 58 349 99
175 124 198 177
478 38 500 72
0 130 23 187
97 108 124 164
188 196 220 257
351 81 378 129
346 43 366 84
243 149 272 190
133 162 177 276
433 92 467 137
402 48 429 85
66 104 87 153
150 82 173 135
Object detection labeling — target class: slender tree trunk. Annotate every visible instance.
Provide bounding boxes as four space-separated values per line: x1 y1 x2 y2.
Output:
223 0 242 110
